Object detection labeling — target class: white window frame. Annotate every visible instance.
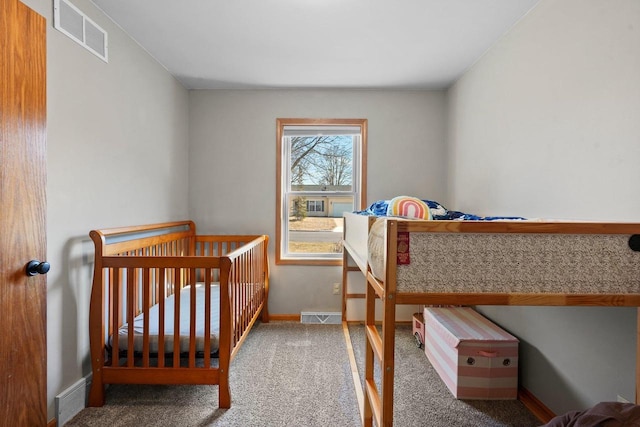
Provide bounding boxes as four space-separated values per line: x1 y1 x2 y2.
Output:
276 118 367 265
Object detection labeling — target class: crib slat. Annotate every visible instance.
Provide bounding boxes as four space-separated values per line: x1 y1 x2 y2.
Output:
245 251 251 338
240 253 247 343
173 268 181 367
153 254 159 304
189 268 196 368
126 269 138 367
125 269 136 367
133 250 141 316
204 268 212 367
239 254 244 344
142 268 151 367
106 269 113 357
158 269 166 368
236 254 241 345
112 268 121 366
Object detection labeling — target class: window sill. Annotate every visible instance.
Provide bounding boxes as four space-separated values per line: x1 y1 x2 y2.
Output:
275 257 342 266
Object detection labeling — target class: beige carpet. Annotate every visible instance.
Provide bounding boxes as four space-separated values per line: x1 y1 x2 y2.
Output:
66 322 542 426
67 323 360 426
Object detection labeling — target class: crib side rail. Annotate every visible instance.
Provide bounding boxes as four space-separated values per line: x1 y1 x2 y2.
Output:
194 235 263 256
219 236 269 353
91 221 196 256
217 234 269 408
93 257 221 367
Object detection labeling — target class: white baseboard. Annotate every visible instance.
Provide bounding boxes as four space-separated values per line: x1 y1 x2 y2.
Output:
55 373 92 426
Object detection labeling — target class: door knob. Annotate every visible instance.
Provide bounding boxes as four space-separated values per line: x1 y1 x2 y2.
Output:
26 260 50 276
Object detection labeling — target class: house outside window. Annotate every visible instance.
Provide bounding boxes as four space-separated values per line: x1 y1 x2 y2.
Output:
306 200 325 213
276 118 367 265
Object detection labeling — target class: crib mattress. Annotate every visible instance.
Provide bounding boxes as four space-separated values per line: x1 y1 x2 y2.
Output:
367 217 640 294
112 283 220 354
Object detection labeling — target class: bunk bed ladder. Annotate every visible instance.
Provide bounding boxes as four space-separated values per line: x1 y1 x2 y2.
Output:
363 220 398 427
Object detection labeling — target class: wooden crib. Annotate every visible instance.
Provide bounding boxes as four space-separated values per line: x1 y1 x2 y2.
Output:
87 220 269 409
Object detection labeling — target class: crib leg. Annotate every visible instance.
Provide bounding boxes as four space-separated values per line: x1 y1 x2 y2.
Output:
219 347 231 408
219 375 231 408
88 375 105 407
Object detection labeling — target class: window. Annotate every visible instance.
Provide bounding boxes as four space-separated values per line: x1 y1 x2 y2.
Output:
276 118 367 265
306 200 325 212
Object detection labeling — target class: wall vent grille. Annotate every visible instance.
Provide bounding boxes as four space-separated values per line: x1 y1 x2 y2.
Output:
54 0 108 62
300 311 342 324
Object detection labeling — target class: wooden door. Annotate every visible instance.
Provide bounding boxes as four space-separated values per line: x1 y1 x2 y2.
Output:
0 0 48 425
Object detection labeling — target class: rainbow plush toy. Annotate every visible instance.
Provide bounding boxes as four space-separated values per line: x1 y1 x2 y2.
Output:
386 196 432 220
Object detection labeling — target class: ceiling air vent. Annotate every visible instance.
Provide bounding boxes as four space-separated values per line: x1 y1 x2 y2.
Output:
54 0 108 63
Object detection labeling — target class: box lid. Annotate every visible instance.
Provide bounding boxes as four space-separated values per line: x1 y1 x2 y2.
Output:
424 307 518 348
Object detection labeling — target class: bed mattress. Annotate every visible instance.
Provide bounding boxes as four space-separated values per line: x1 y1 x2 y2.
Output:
367 217 640 294
112 283 220 354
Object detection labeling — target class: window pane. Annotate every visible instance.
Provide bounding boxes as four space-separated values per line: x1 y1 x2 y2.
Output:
289 135 353 191
286 194 352 255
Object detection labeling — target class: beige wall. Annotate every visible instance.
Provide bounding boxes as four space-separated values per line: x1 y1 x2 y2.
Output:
22 0 190 419
188 89 447 316
447 0 640 414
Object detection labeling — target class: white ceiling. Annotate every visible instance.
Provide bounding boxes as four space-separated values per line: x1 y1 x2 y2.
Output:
90 0 541 90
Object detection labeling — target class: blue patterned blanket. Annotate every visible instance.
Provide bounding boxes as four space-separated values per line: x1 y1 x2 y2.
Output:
355 198 526 221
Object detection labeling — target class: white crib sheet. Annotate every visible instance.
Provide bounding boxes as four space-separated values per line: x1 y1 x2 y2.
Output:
112 283 220 354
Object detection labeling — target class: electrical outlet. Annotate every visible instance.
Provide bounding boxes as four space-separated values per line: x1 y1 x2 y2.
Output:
617 394 630 403
332 282 340 295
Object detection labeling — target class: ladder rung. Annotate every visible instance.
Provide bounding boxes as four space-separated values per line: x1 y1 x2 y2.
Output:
365 378 382 427
365 325 383 362
346 293 365 299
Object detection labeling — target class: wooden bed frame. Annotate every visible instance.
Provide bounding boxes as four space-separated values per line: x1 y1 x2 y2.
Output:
341 212 640 427
88 220 269 409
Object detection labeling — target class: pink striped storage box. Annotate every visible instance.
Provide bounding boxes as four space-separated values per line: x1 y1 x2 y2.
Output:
423 307 519 400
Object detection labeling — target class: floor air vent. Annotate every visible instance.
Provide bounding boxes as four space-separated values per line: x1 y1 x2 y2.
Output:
300 312 341 324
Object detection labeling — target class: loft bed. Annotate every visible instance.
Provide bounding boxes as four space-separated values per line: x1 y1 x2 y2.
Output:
341 199 640 427
87 220 269 409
